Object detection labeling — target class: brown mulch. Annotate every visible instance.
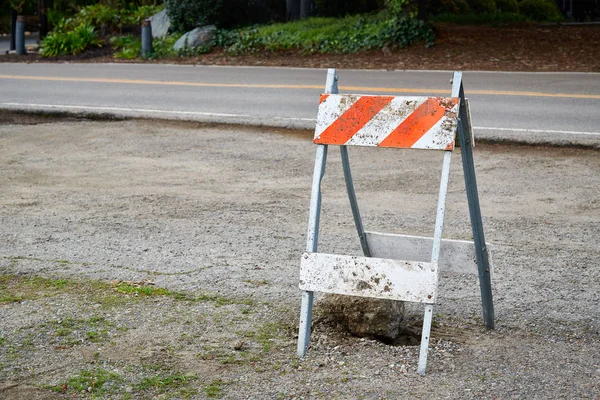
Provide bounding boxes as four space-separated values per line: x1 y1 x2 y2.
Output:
2 23 599 72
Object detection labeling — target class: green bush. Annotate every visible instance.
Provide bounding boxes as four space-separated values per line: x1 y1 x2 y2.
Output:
165 0 221 32
226 13 434 54
40 24 101 56
495 0 519 12
467 0 497 13
110 35 140 58
52 4 162 35
518 0 562 21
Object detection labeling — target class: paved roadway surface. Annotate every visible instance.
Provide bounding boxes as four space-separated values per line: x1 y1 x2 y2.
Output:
0 63 598 146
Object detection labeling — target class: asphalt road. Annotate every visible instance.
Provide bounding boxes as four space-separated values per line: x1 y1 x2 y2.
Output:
0 63 599 146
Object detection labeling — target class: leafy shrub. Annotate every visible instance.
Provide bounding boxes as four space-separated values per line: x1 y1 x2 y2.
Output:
166 0 283 31
52 4 162 35
495 0 519 12
226 13 434 54
151 34 182 57
40 24 101 56
110 35 140 58
165 0 221 32
518 0 562 21
467 0 497 13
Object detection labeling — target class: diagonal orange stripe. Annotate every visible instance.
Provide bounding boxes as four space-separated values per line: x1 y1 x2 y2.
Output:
315 96 394 145
320 94 330 103
378 98 452 148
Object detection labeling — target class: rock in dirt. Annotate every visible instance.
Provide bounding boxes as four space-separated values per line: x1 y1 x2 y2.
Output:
173 25 216 52
317 294 405 341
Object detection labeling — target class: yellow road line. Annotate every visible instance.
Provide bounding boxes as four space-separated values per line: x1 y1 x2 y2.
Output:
1 74 599 100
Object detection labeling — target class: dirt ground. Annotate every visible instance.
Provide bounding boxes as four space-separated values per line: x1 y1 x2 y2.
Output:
0 114 598 399
2 24 600 72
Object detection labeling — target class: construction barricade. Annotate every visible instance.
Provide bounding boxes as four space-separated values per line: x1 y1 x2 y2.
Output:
297 69 495 375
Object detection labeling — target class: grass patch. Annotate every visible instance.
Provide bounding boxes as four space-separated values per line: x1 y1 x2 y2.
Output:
46 315 114 346
204 379 225 398
135 372 197 392
47 368 124 396
113 282 172 296
0 274 78 304
0 272 255 310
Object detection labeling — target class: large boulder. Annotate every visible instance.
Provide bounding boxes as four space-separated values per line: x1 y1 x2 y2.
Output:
173 25 216 52
317 294 405 341
148 9 171 38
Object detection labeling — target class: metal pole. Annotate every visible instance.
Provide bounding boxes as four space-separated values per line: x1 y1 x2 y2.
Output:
417 149 452 375
141 19 153 58
453 71 495 329
341 147 371 257
10 10 17 51
297 67 338 357
16 16 26 55
297 144 328 357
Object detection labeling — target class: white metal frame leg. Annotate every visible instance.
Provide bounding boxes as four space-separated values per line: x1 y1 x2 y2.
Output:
297 144 328 357
417 305 434 375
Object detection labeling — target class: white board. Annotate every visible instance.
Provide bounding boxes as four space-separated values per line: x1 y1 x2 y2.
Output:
365 231 493 278
299 252 438 304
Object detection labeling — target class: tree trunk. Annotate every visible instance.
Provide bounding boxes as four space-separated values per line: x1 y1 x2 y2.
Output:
38 0 50 39
286 0 300 20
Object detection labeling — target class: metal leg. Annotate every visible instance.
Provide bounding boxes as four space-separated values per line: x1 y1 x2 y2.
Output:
417 305 434 375
340 146 371 257
418 150 453 374
297 144 328 357
297 290 314 357
453 72 495 329
297 68 339 357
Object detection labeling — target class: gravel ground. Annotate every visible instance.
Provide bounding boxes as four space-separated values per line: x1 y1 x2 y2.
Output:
0 116 598 399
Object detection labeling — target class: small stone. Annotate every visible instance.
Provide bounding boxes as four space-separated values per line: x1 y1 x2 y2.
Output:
232 340 245 351
125 386 133 393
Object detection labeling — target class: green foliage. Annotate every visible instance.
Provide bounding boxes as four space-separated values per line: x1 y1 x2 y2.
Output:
49 368 123 395
165 0 221 32
40 24 102 56
226 12 434 54
204 379 225 398
385 0 410 15
150 34 182 57
52 4 162 35
113 282 172 296
135 373 197 391
110 35 141 58
519 0 563 21
495 0 519 13
467 0 497 13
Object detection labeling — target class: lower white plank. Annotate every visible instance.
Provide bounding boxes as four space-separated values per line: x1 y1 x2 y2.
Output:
299 252 438 304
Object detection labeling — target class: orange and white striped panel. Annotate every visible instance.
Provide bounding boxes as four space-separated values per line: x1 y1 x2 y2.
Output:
314 94 460 150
